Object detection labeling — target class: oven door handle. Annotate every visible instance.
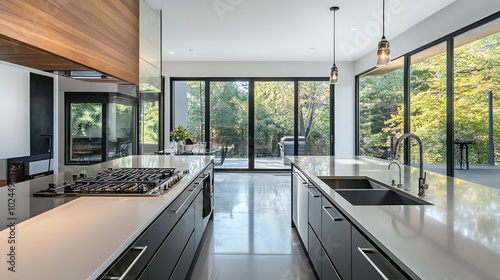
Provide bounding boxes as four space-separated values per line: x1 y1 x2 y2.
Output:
170 188 195 214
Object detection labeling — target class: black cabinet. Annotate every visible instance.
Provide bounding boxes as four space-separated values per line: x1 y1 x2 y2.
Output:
321 246 341 280
321 197 351 280
101 162 214 280
308 185 322 277
352 228 408 280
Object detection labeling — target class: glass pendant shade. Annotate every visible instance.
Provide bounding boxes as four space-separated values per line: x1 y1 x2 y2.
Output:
330 65 338 84
376 37 391 67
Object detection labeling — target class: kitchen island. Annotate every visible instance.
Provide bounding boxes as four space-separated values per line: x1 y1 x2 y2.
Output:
0 155 213 279
290 156 499 280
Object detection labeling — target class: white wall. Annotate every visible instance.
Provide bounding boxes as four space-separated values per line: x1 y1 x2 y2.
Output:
57 76 118 171
0 62 30 159
354 0 500 74
163 61 355 156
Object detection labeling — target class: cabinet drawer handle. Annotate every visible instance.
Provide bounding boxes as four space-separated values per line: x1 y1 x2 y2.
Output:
308 187 321 198
322 206 343 221
357 247 389 280
169 188 195 214
195 173 210 184
293 172 308 186
102 246 148 280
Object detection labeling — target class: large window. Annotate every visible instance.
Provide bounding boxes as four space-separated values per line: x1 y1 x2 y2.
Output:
210 81 249 169
254 81 294 169
453 21 500 184
172 78 333 170
410 43 447 174
356 16 500 188
359 59 404 159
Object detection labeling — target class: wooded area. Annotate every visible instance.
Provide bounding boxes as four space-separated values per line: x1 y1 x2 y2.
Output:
360 32 499 164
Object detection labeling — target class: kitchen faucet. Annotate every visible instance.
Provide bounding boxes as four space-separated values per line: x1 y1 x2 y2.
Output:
388 161 404 189
392 133 428 196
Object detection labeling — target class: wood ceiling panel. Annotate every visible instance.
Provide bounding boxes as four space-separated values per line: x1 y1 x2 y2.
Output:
0 0 138 84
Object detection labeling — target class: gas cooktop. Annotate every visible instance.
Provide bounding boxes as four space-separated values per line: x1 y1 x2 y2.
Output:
33 167 188 197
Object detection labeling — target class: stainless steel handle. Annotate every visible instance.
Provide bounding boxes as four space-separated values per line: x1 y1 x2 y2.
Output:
357 247 389 280
103 246 148 280
293 171 309 188
195 173 210 184
308 187 321 198
322 206 343 221
170 188 195 214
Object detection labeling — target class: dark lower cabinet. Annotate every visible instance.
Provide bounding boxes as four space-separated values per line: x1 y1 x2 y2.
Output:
169 231 196 280
194 185 204 248
321 197 351 280
352 228 408 280
148 205 195 279
308 226 322 277
101 163 214 280
321 247 341 280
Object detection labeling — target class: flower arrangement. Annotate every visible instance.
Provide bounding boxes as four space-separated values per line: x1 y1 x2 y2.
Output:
171 125 190 142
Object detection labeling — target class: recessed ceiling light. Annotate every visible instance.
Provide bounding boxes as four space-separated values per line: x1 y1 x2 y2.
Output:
169 51 175 54
351 27 357 31
188 49 194 52
309 47 316 50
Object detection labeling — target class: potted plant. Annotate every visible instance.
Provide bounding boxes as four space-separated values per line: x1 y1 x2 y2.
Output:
171 125 190 154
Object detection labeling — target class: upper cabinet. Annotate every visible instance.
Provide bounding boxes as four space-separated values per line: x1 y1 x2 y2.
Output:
0 0 139 84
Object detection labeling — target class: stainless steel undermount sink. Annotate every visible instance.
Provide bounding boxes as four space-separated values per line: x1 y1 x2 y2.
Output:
316 177 432 206
334 189 432 206
317 177 388 190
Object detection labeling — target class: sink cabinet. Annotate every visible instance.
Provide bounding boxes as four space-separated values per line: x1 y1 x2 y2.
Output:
352 228 407 280
291 164 409 280
321 197 351 280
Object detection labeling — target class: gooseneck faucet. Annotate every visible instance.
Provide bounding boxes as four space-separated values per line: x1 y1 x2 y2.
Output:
392 133 428 196
388 161 403 189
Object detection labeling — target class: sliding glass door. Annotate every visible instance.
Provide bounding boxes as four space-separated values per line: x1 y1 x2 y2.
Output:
210 81 249 169
254 81 294 169
171 78 333 170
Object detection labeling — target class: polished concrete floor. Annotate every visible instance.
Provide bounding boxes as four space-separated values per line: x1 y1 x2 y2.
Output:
189 173 316 280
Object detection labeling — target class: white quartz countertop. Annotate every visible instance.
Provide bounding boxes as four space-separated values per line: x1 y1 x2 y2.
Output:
0 155 213 280
289 156 500 280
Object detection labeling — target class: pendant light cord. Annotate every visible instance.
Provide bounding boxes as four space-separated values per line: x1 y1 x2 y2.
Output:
382 0 385 39
333 9 336 65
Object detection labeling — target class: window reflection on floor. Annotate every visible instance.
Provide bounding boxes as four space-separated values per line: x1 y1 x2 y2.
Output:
189 173 316 280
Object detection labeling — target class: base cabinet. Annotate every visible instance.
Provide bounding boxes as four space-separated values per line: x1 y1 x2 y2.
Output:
321 197 351 280
352 228 408 280
101 163 214 280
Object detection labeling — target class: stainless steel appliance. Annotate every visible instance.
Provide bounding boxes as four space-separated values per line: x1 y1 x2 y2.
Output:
33 168 187 197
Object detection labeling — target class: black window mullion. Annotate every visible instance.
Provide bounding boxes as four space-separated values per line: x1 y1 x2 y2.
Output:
205 80 210 147
446 38 455 177
249 80 255 170
404 55 411 165
294 81 299 155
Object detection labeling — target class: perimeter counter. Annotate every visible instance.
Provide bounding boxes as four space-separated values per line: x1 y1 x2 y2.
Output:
0 155 214 280
289 156 499 280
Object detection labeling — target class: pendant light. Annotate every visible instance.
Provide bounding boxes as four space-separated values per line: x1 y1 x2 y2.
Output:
330 6 339 84
376 0 391 67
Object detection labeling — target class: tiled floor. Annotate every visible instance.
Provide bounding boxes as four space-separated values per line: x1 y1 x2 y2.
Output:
189 173 316 280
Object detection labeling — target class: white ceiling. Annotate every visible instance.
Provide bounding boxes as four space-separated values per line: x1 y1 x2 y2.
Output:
148 0 455 62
